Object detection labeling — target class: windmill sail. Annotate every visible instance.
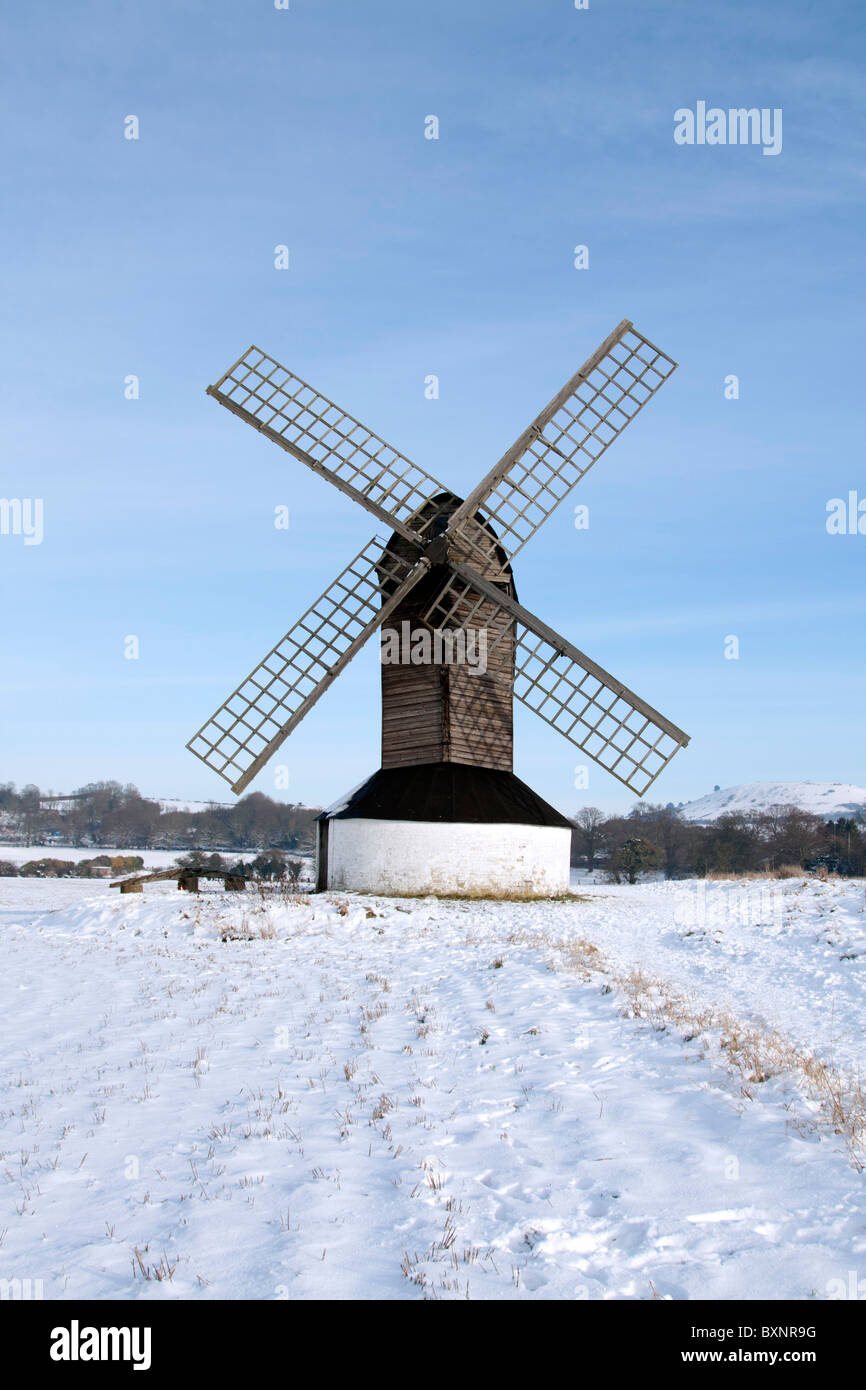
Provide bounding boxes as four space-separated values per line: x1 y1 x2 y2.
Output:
187 539 429 794
445 321 677 573
208 347 448 543
510 625 688 797
423 561 689 797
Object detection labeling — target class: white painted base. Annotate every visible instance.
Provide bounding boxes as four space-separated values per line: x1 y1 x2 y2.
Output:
321 818 571 898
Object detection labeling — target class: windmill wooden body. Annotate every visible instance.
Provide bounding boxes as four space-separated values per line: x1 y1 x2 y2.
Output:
379 493 516 773
188 320 690 896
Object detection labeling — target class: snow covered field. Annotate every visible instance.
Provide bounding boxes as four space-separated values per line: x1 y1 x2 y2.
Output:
2 874 865 1301
575 875 866 1078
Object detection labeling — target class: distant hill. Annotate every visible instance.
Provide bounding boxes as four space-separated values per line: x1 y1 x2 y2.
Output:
680 781 866 825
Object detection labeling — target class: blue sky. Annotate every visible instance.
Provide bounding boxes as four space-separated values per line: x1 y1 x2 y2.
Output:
1 0 864 816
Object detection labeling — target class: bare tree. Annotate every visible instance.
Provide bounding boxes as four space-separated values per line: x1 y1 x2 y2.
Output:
572 806 605 871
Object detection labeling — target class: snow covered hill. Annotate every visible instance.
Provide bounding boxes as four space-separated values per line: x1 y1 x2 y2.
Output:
2 873 865 1300
680 781 866 824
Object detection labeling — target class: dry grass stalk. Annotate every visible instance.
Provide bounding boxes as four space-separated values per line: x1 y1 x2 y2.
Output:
549 935 866 1167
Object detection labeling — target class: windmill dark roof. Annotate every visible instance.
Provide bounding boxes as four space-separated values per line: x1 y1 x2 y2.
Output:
319 762 572 829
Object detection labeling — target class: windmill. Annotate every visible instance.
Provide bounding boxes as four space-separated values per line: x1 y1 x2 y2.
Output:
187 319 690 896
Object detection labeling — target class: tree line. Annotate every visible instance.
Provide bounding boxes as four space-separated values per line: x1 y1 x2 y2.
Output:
3 779 863 883
175 850 308 883
0 850 310 882
0 854 145 879
0 781 319 853
571 802 866 881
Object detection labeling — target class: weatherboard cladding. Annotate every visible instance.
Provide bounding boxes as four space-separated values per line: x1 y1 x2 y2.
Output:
318 762 572 829
379 493 517 773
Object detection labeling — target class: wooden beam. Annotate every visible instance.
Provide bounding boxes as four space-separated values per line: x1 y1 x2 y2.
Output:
208 386 428 549
444 320 634 541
